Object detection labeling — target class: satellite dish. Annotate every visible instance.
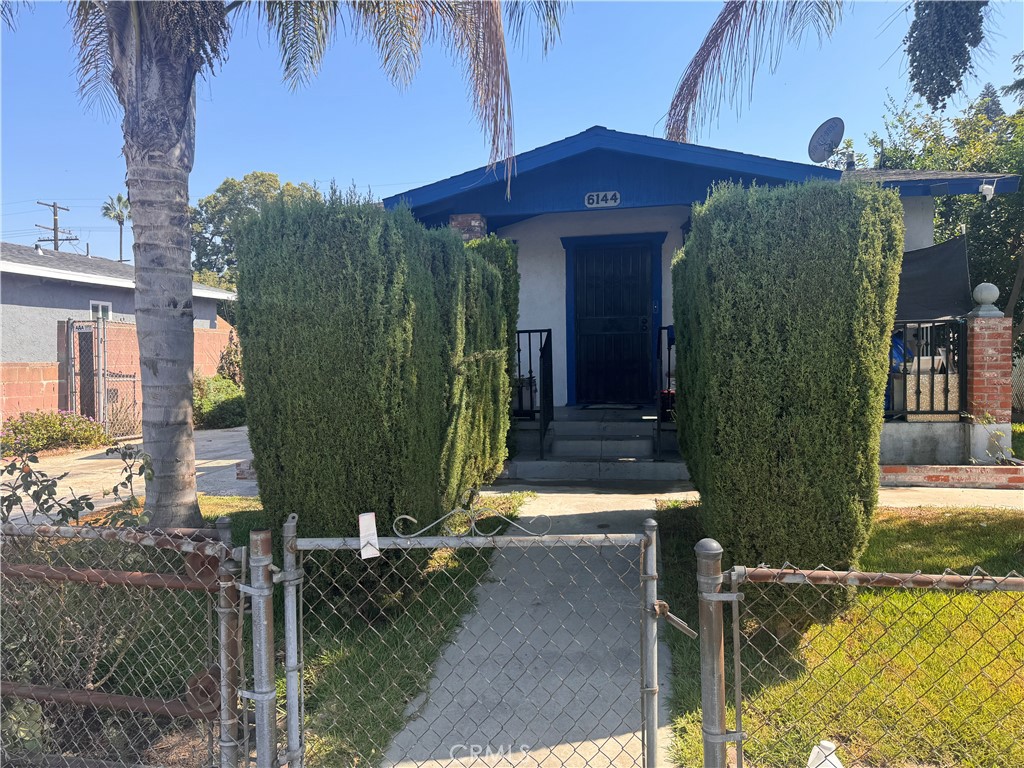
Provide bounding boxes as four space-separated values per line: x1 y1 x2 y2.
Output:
808 117 845 163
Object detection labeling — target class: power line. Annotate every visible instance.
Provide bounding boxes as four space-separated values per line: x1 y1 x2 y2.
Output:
35 201 79 251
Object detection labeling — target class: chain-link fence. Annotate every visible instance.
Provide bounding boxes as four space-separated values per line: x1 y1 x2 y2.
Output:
685 541 1024 768
1013 352 1023 418
0 520 246 768
255 514 657 768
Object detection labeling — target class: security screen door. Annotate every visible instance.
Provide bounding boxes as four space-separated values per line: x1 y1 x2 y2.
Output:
574 243 653 403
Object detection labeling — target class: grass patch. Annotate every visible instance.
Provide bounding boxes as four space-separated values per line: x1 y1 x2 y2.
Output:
656 502 1024 768
201 491 536 767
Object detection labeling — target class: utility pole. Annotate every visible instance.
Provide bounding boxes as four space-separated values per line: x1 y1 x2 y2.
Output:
35 201 79 251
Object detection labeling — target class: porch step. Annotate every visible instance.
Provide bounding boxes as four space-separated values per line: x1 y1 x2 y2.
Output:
550 435 654 459
501 458 690 482
549 420 656 438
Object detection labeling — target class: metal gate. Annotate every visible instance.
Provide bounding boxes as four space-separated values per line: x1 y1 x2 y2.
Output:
66 319 141 438
245 511 664 768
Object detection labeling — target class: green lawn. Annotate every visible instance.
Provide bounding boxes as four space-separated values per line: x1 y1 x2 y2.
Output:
199 492 535 767
656 502 1024 768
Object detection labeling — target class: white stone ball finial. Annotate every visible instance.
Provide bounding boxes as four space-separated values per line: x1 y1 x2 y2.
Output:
970 282 1003 317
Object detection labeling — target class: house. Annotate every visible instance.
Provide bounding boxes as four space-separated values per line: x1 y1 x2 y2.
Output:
384 126 1020 483
0 242 236 435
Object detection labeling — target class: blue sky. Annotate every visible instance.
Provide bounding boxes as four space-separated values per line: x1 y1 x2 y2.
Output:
2 1 1022 262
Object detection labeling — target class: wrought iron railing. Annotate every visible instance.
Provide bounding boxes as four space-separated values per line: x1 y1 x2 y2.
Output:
886 318 966 420
514 329 554 458
656 325 675 458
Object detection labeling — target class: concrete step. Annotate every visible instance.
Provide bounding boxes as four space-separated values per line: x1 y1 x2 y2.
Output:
550 435 654 459
549 420 656 438
501 458 690 482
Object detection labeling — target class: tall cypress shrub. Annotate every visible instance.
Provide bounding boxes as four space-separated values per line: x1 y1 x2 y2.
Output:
674 181 904 569
236 192 510 536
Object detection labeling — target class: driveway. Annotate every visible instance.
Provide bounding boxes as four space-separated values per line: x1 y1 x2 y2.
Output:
17 427 257 513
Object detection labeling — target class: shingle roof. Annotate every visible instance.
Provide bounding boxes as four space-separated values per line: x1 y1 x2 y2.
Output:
841 168 1020 197
0 241 235 300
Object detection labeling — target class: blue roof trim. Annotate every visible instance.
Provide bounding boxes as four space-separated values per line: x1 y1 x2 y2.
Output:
383 126 840 211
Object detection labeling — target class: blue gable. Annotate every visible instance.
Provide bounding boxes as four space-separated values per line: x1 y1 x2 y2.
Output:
383 126 842 229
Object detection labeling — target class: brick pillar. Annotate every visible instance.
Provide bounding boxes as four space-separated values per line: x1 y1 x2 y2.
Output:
449 213 487 242
966 283 1013 463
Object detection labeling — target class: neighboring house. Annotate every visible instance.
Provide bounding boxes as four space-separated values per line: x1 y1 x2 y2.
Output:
0 242 237 434
384 126 1020 479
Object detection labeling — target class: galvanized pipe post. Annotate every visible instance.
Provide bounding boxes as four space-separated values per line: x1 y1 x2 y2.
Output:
281 514 304 768
641 518 659 768
216 518 241 768
695 538 727 768
249 530 277 768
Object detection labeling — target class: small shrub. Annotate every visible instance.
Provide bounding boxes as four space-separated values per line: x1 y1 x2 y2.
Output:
193 375 246 430
0 410 111 455
217 330 244 386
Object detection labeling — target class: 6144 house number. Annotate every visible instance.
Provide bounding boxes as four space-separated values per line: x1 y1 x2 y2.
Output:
584 191 621 208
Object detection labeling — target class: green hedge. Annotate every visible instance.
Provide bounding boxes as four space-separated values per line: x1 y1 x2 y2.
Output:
235 194 511 536
673 181 904 569
193 374 246 429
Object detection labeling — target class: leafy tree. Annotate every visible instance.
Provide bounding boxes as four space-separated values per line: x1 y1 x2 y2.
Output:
101 193 131 263
2 1 565 527
666 0 997 142
822 138 869 171
904 0 987 111
867 90 1024 344
1002 52 1024 105
191 171 319 274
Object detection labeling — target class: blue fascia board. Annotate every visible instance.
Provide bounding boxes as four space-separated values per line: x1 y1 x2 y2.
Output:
382 126 840 213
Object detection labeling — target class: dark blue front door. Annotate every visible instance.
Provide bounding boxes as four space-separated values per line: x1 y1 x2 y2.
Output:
574 243 652 403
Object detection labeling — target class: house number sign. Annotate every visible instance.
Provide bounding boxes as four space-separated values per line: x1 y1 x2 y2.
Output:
584 191 621 209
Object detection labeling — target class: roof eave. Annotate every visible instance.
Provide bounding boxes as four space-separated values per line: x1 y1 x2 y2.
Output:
1 261 237 301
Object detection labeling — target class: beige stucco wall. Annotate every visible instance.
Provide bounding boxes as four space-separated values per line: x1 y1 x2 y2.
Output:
902 196 935 252
497 205 690 406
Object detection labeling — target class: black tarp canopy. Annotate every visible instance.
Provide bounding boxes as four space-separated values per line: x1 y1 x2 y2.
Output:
895 235 973 321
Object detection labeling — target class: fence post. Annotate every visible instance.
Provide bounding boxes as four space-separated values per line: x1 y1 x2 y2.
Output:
216 518 241 768
642 518 659 768
281 514 304 768
249 530 277 768
695 538 727 768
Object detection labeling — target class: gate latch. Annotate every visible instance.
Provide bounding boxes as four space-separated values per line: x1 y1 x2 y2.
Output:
653 599 697 639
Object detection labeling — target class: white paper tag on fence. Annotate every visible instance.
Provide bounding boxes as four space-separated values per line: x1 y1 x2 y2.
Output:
359 512 380 560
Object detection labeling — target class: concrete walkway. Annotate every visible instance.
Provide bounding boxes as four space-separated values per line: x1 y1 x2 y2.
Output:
380 487 676 768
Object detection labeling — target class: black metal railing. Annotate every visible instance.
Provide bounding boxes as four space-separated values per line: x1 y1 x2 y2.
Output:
656 325 675 458
514 329 554 459
886 318 967 420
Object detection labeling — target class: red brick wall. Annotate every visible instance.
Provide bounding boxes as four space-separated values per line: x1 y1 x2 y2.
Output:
881 464 1024 489
195 324 234 378
0 363 61 418
966 316 1013 423
1 320 235 422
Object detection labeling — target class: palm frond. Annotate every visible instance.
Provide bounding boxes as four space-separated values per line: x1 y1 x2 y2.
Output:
349 1 426 89
503 0 566 56
665 0 843 143
257 1 342 89
1 0 24 31
429 1 516 181
71 1 119 118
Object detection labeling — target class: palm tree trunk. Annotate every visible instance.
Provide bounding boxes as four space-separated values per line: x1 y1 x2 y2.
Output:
115 20 203 528
118 220 124 263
